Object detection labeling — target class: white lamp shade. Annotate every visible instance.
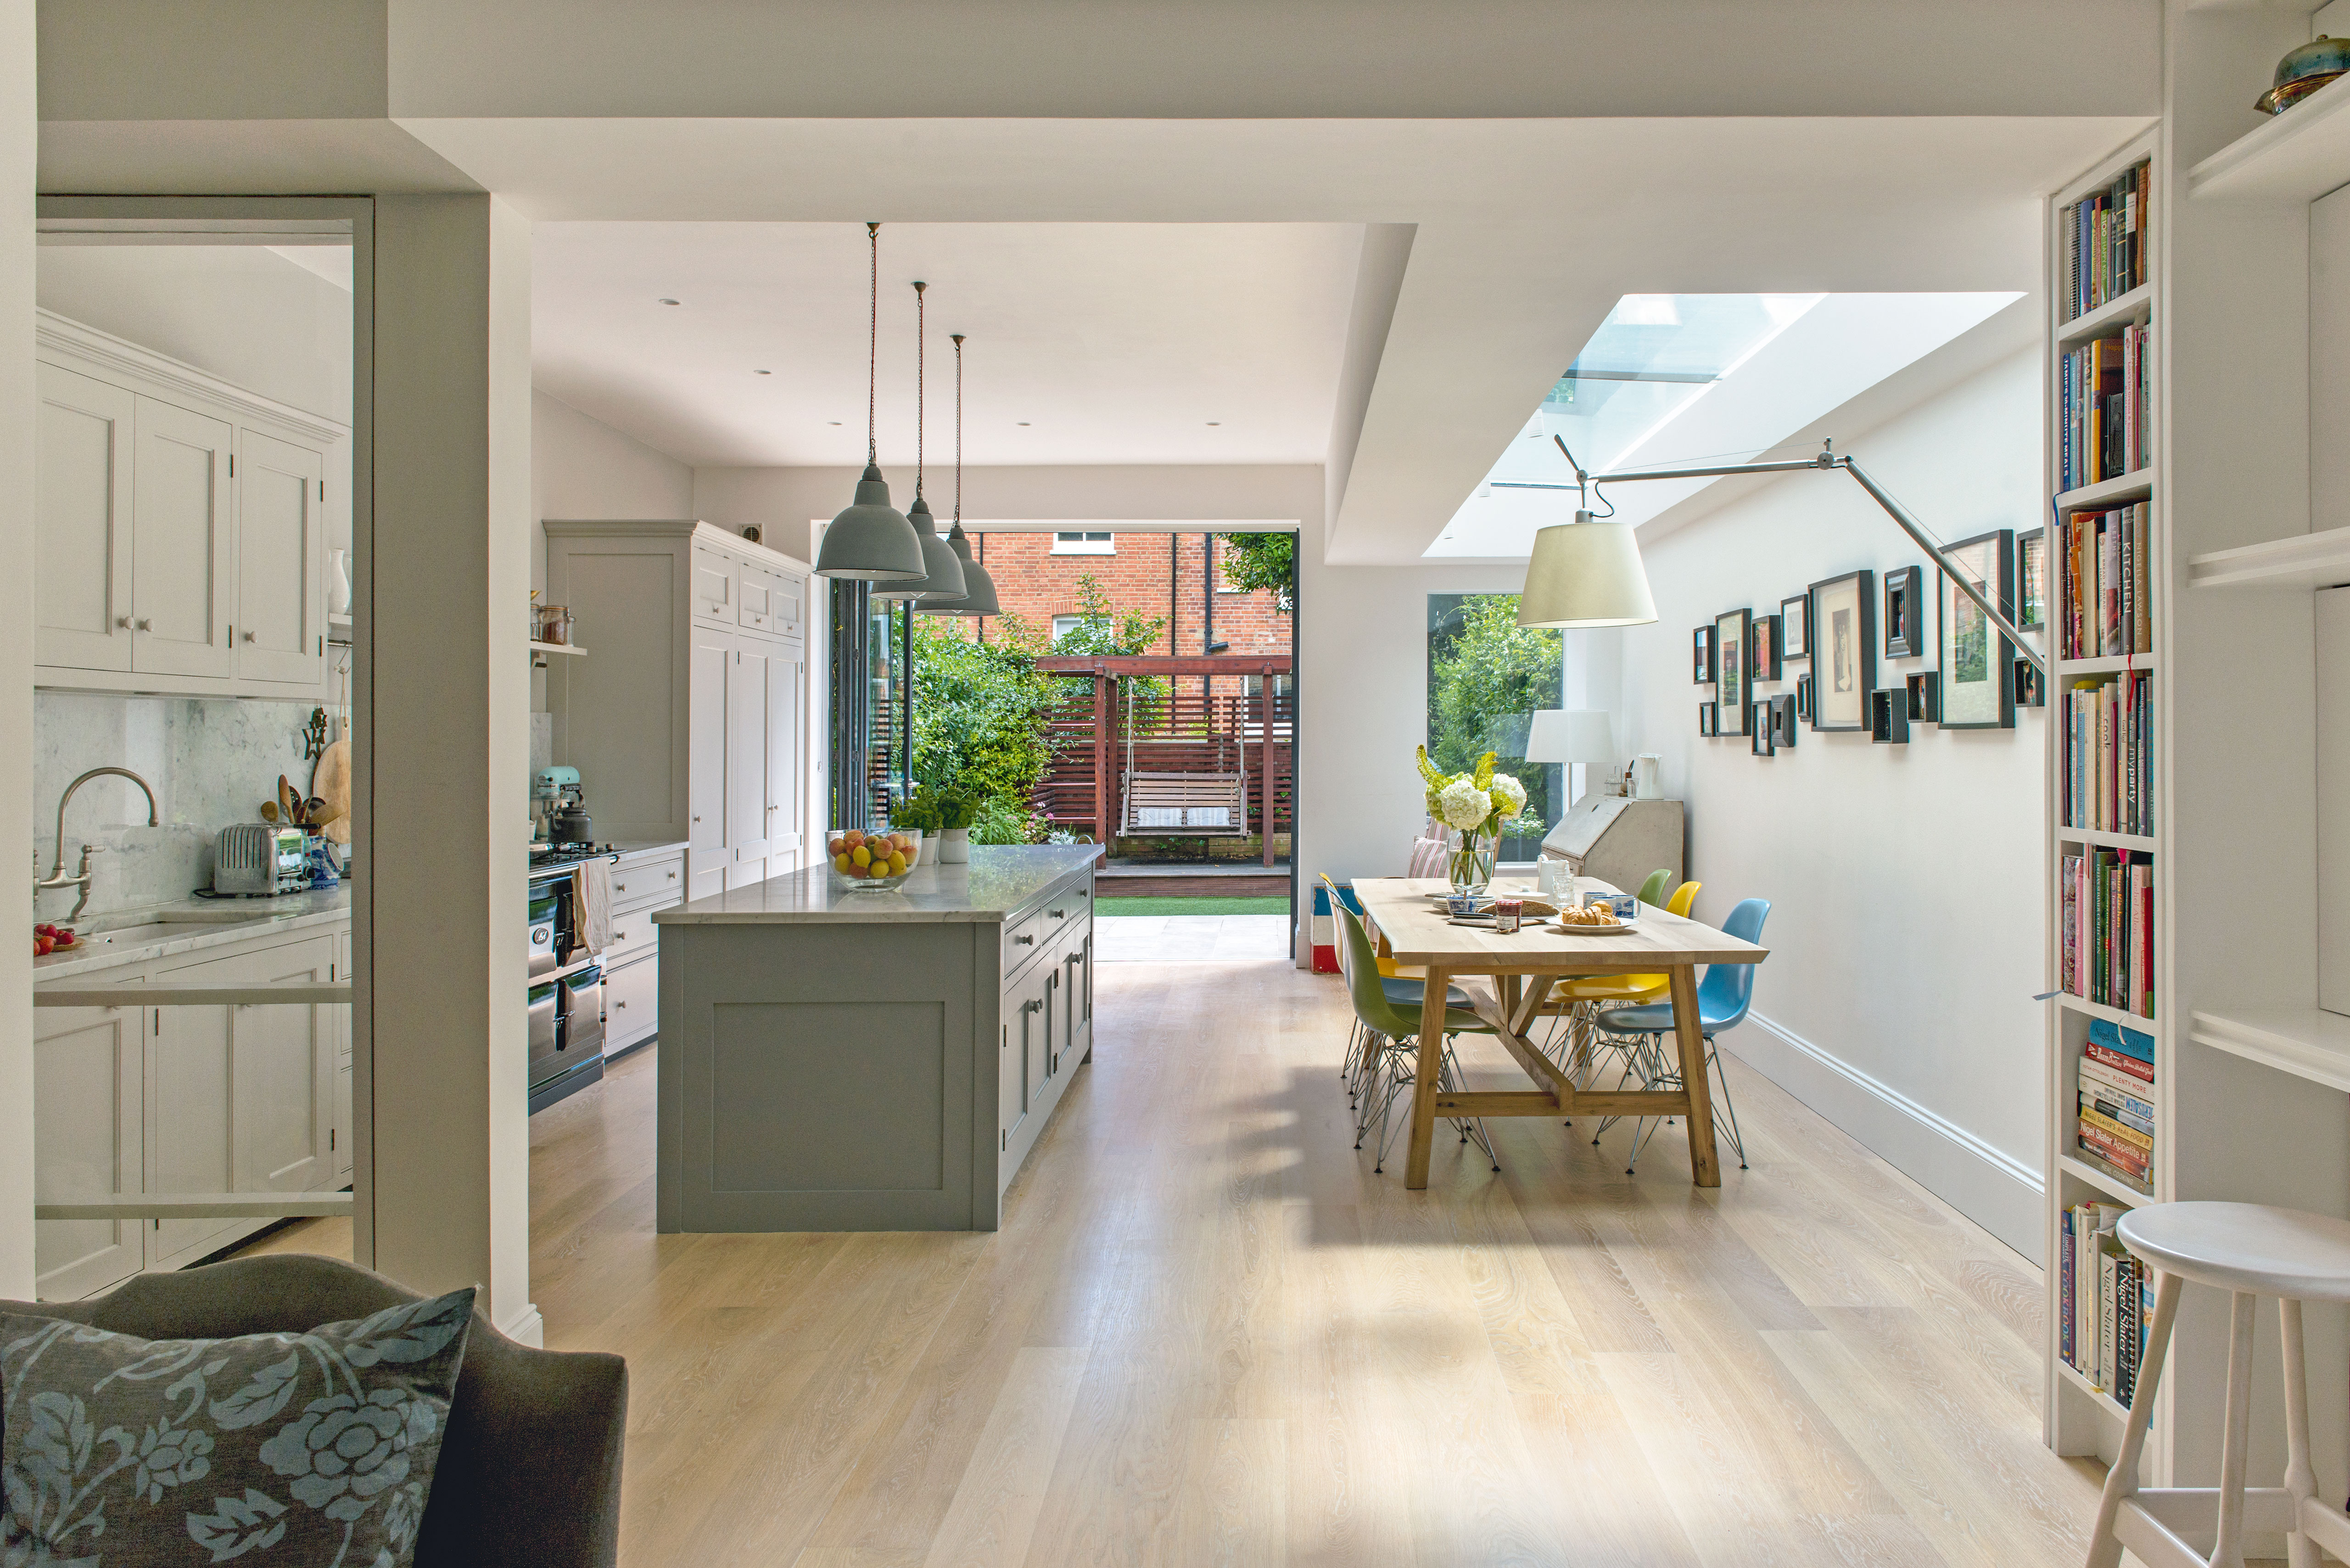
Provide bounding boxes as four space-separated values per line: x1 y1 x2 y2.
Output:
1516 513 1657 628
1524 709 1613 766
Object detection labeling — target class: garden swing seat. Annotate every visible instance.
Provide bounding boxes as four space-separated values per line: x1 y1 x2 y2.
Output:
1120 676 1250 835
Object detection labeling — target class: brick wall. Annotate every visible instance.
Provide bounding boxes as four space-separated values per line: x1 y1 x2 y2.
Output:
957 531 1290 656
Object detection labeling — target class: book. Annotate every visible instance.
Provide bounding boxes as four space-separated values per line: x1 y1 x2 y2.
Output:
2059 1207 2076 1368
2115 1253 2143 1406
2073 1144 2153 1194
2081 1104 2153 1154
2082 1089 2155 1139
2079 1061 2156 1120
2078 1123 2152 1178
2085 1039 2154 1080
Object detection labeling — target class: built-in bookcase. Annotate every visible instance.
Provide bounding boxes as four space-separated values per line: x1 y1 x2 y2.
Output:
2043 6 2350 1532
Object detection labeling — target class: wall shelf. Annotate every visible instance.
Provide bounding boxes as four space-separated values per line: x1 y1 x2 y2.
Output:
2058 993 2157 1032
2056 1357 2133 1423
2189 71 2350 202
530 640 587 669
2057 283 2155 347
2054 471 2157 512
2058 827 2158 852
2054 653 2158 676
2059 1152 2154 1205
2187 523 2350 588
2188 1006 2350 1094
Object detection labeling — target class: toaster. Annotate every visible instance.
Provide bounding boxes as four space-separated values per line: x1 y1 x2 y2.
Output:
213 823 310 896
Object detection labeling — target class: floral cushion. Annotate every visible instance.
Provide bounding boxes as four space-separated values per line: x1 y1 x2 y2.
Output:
0 1286 474 1567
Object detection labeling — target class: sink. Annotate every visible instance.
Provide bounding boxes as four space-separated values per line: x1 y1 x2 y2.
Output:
58 922 180 949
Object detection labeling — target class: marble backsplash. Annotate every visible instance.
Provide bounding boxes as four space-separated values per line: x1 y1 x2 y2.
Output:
35 692 338 922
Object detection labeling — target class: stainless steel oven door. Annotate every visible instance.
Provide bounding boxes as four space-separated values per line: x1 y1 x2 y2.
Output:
527 981 562 1086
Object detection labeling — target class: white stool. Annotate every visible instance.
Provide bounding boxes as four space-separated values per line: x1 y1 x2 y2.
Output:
2084 1201 2350 1568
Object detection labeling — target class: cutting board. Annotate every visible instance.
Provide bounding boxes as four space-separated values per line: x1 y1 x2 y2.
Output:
312 720 352 846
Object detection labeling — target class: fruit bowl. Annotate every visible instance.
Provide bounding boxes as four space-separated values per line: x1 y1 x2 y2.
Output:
827 827 925 891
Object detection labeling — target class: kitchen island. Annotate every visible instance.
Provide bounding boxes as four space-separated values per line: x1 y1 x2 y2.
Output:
650 844 1100 1231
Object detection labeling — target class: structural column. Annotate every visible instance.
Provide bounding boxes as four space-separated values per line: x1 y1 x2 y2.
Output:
358 194 537 1342
0 0 36 1298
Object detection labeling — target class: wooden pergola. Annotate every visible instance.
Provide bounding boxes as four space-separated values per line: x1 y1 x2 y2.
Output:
1034 655 1292 866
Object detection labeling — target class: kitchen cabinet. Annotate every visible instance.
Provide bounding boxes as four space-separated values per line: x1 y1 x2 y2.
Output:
546 521 813 896
32 914 350 1300
34 311 342 701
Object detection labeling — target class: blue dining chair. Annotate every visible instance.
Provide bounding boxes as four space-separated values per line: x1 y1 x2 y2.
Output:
1592 896 1770 1173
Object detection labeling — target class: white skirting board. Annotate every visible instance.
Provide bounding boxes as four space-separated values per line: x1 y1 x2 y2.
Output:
1725 1013 2043 1260
499 1301 545 1349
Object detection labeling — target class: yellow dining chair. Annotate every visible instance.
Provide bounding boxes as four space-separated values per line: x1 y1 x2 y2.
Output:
1539 881 1701 1086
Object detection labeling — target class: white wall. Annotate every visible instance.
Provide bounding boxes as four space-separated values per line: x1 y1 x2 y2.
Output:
530 388 693 594
0 0 36 1299
1614 345 2047 1254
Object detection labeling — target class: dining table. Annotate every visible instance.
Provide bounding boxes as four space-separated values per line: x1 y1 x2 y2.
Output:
1351 876 1769 1190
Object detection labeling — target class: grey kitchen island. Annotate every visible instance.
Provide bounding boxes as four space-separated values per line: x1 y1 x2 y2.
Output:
649 844 1100 1231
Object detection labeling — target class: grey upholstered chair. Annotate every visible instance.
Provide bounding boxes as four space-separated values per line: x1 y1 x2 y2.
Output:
3 1252 627 1568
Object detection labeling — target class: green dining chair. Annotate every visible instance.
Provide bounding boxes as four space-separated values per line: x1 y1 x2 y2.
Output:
1336 899 1499 1175
1636 868 1671 906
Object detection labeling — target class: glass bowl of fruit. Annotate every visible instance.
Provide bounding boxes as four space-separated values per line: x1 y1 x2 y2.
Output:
827 827 924 891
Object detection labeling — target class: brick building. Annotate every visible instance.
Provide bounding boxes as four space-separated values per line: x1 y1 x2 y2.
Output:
958 530 1290 658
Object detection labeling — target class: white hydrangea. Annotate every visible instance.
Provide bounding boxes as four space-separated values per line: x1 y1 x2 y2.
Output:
1488 774 1528 818
1436 776 1493 831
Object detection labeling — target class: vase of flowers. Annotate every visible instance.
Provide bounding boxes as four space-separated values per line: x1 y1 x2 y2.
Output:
1416 745 1529 899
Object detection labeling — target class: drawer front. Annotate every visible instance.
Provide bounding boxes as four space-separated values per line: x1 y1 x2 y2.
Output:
692 548 733 623
604 906 660 967
737 566 772 633
605 954 657 1048
611 855 684 906
1002 906 1046 975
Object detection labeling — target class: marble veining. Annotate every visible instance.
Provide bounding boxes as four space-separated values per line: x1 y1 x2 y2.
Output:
33 887 351 981
35 692 341 923
656 844 1102 925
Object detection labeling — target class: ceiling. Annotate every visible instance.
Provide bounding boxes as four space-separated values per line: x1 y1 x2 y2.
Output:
532 222 1362 469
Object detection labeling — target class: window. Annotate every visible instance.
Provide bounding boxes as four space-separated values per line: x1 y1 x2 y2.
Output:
1426 593 1565 861
1052 531 1114 554
1052 614 1083 642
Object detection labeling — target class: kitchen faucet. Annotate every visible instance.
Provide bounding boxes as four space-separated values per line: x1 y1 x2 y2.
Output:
37 766 158 924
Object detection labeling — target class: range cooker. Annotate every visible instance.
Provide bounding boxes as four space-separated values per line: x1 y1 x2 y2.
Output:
527 842 615 1113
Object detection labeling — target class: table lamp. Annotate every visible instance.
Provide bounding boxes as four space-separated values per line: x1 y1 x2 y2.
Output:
1525 709 1614 808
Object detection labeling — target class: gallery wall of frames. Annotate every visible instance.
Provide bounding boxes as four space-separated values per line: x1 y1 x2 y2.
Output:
1693 527 2048 754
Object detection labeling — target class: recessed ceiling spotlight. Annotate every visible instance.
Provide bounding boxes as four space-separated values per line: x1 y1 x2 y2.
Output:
754 368 772 375
827 420 842 426
1207 421 1221 426
658 298 680 306
1017 421 1031 427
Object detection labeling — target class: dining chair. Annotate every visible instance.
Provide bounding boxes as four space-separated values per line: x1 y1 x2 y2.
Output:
1538 881 1704 1097
1636 868 1672 906
1335 898 1499 1174
1588 896 1770 1173
1321 873 1468 1108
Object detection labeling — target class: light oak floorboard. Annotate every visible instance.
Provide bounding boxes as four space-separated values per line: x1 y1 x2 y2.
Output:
238 960 2132 1568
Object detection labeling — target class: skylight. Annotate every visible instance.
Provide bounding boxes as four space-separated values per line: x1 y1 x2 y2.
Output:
1427 291 2024 558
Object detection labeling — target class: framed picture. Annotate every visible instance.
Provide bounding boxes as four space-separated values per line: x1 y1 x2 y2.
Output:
1692 626 1715 684
1769 693 1799 748
1807 569 1875 731
1698 701 1718 737
1751 615 1781 683
1750 704 1774 756
1779 594 1809 660
1794 671 1814 722
2014 656 2046 708
1884 565 1924 658
1937 528 2016 730
2016 528 2048 631
1714 608 1751 735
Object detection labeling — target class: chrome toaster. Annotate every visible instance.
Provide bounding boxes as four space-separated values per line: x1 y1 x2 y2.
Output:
213 823 309 896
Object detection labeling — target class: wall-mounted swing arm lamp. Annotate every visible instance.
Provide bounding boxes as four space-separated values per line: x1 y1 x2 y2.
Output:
1517 436 2046 679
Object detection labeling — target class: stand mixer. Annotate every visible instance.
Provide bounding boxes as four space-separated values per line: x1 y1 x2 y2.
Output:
533 766 587 847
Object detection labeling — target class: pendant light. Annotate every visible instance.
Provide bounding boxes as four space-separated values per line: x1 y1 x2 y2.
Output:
1515 508 1657 628
876 280 966 602
922 332 1002 616
814 223 924 581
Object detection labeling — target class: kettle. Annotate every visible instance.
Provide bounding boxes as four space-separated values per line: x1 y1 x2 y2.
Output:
552 792 594 845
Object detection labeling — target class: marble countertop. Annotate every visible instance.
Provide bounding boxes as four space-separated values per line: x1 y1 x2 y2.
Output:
611 839 688 860
36 886 352 981
656 844 1102 926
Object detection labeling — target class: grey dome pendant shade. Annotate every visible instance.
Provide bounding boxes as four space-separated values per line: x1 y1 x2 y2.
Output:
876 282 966 602
875 490 966 601
921 521 1000 615
813 223 925 581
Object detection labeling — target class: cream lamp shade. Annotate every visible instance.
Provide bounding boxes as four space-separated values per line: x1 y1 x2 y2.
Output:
1515 512 1658 628
1524 709 1613 766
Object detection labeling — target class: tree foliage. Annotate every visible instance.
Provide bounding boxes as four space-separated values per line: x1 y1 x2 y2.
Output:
1426 594 1563 853
1218 533 1294 612
908 618 1057 841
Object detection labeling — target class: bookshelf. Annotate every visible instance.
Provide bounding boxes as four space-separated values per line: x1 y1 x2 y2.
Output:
2042 7 2350 1540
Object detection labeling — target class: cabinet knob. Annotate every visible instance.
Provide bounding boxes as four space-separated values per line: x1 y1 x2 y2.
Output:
614 999 626 1009
135 619 152 631
241 631 256 643
1014 934 1034 945
1048 908 1066 918
116 616 132 630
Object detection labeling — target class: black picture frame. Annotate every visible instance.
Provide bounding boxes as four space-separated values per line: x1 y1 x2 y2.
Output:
1794 673 1814 723
1779 593 1810 659
1884 565 1924 658
1906 670 1941 724
2016 528 2048 632
1769 693 1799 748
1750 703 1774 756
1870 689 1911 744
1806 569 1875 731
1751 615 1781 683
2014 656 2046 708
1714 608 1751 735
1693 626 1715 684
1936 528 2016 731
1698 701 1718 737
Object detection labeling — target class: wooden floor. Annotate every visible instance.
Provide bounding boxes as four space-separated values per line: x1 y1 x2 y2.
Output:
243 957 2124 1567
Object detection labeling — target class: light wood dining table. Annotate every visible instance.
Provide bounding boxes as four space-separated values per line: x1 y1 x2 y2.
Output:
1352 876 1769 1190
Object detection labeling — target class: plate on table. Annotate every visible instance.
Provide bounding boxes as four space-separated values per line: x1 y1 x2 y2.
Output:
1550 917 1640 935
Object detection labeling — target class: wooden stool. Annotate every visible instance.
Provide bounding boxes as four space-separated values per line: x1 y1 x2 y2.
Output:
2085 1201 2350 1568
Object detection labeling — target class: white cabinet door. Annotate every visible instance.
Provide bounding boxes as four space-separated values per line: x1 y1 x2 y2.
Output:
737 565 773 635
766 649 804 869
770 571 805 642
34 1002 145 1301
729 640 773 866
335 1062 353 1185
689 627 733 899
235 430 323 686
148 987 237 1268
35 363 135 673
130 396 233 679
692 547 734 624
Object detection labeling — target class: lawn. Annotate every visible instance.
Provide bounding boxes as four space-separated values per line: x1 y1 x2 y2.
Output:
1095 895 1291 916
